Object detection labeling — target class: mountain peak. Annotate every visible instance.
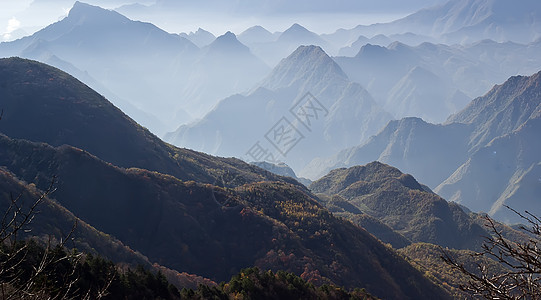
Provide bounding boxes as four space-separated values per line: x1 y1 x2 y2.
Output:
278 23 320 42
260 45 348 91
238 25 275 44
448 70 541 125
311 161 424 198
195 27 211 35
355 43 388 58
445 70 541 150
242 25 271 34
288 23 308 31
207 31 248 53
179 28 215 47
68 1 128 25
291 45 327 58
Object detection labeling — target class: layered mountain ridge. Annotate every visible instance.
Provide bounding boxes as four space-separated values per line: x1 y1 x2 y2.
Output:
311 162 488 251
0 57 450 299
0 2 269 134
307 70 541 223
166 45 392 171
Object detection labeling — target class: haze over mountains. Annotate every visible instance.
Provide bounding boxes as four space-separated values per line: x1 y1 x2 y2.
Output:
0 57 451 299
0 2 270 134
307 71 541 223
2 0 540 138
327 0 541 45
1 0 541 297
165 45 393 171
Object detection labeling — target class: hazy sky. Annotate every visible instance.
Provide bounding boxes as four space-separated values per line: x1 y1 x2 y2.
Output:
0 0 448 40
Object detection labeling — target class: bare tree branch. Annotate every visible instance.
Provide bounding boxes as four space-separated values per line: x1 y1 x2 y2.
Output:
441 208 541 299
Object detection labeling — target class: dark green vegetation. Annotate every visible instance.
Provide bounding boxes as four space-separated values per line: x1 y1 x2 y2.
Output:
3 238 375 300
310 162 488 250
180 267 377 299
310 161 540 299
0 58 451 299
0 57 297 186
0 134 447 299
313 70 541 224
1 240 180 299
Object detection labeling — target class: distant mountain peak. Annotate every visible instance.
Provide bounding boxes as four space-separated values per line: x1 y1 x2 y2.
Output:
355 43 388 58
260 45 348 91
447 69 541 126
68 1 127 24
278 23 320 42
245 25 269 32
179 27 215 47
288 23 308 31
220 31 236 39
206 31 248 53
238 25 275 45
195 27 211 35
240 25 272 36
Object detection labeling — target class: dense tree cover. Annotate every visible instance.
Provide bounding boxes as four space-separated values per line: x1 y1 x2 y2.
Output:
0 239 181 299
1 239 378 300
0 57 300 188
0 58 452 299
310 162 489 251
0 134 449 299
180 267 377 300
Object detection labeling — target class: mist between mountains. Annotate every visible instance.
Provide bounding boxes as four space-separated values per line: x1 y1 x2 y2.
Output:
209 92 328 206
245 92 329 164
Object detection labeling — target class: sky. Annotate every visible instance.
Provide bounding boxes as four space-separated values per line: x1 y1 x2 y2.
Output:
0 0 448 41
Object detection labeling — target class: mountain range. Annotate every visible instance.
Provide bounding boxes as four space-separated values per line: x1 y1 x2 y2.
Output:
306 70 541 223
325 0 541 45
0 57 451 299
165 45 393 171
3 0 540 138
334 39 541 124
311 162 488 251
0 2 270 134
1 0 541 297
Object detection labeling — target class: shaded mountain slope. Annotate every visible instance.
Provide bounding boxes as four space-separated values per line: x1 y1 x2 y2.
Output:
251 161 312 187
0 57 297 187
399 242 508 299
0 2 271 131
305 71 541 223
0 167 149 267
436 116 541 223
0 166 216 290
0 57 449 298
310 162 487 250
302 117 472 186
446 71 541 152
0 134 448 299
